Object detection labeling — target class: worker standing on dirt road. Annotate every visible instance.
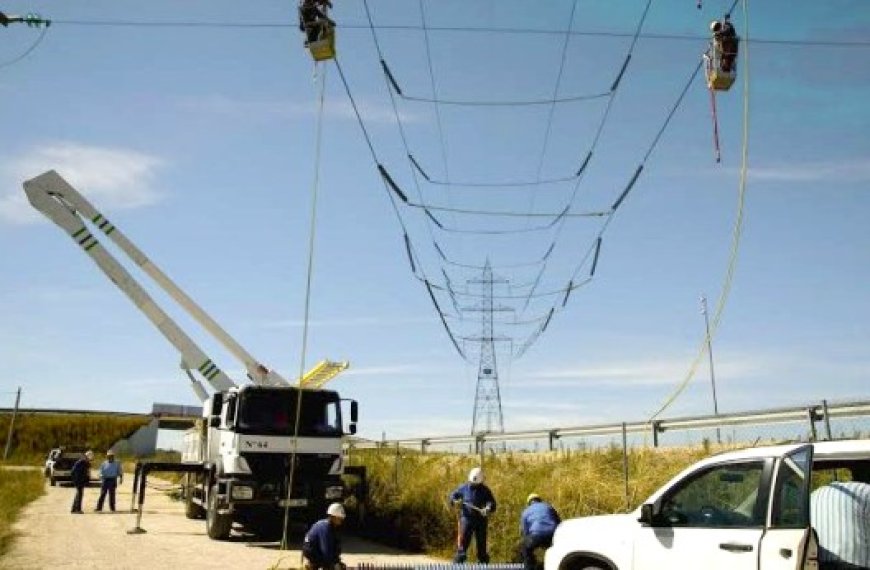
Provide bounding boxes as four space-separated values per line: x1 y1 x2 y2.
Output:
95 450 123 512
519 493 562 570
69 450 93 514
302 502 347 570
448 467 497 564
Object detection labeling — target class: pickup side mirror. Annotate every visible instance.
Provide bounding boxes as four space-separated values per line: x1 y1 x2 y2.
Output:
638 503 656 525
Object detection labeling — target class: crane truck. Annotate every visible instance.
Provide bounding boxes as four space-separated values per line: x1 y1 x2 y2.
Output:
23 170 359 540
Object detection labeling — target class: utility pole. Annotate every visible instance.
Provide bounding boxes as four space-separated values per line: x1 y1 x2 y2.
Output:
700 295 721 444
4 387 21 461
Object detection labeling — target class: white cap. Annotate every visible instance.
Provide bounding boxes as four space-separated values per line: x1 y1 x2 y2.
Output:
327 502 346 518
85 450 94 460
468 467 484 484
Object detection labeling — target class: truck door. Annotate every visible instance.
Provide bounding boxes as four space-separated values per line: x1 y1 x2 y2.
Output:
633 459 767 570
759 445 817 570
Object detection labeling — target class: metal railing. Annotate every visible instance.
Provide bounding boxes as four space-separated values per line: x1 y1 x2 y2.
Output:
350 398 870 452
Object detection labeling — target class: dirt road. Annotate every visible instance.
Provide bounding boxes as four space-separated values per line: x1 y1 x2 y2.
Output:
2 478 441 569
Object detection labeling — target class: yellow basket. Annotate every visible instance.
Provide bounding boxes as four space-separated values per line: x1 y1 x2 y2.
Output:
707 69 735 91
309 28 336 62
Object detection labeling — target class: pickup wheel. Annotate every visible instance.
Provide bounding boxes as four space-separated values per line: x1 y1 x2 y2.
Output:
49 475 57 487
205 484 232 540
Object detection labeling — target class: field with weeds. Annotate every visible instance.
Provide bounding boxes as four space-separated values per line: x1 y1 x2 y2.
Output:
348 443 733 562
0 413 150 464
0 469 45 556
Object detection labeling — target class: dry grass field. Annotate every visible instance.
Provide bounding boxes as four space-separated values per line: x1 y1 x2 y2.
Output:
0 469 45 556
348 442 737 562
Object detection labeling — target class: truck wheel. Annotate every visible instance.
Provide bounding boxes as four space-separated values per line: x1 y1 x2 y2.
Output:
184 477 205 519
205 485 232 540
49 476 56 487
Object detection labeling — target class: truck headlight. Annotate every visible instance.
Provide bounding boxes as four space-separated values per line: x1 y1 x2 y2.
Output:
231 485 254 500
324 486 343 500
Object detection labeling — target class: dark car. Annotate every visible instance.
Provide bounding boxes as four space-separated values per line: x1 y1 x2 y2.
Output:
44 446 89 486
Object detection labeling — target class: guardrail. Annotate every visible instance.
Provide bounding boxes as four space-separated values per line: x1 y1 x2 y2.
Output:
350 398 870 452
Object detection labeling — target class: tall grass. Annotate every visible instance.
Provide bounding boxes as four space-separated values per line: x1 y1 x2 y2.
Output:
0 469 45 556
348 444 723 561
0 413 150 464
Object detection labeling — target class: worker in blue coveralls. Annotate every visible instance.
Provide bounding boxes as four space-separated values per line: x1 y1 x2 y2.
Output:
302 502 347 570
95 450 123 512
448 467 497 564
520 493 562 570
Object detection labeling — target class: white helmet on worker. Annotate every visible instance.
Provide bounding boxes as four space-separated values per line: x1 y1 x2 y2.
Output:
710 20 721 32
527 493 541 505
326 502 346 518
468 467 484 484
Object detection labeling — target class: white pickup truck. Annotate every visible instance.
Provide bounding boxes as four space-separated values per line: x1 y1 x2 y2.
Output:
545 439 870 570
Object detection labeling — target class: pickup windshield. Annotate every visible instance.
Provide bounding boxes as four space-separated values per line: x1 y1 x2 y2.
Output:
236 388 342 437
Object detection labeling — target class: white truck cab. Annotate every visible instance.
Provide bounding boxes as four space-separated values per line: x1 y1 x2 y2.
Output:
545 439 870 570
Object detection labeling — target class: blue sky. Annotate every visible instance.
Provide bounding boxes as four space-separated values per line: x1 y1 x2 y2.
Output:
1 0 868 441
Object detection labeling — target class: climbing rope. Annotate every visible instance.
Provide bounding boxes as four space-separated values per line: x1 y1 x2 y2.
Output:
280 63 329 551
649 0 749 420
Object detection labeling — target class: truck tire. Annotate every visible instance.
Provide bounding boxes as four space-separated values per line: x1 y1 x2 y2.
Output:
184 476 205 519
49 475 56 487
205 484 232 540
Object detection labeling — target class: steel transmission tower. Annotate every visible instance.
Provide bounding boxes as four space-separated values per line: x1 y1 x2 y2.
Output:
464 261 511 435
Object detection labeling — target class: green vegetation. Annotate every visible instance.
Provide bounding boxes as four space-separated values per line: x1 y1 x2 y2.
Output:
0 413 150 464
0 469 45 556
348 444 727 561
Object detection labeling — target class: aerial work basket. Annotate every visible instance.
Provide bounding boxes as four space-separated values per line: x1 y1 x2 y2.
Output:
309 26 336 62
706 44 737 91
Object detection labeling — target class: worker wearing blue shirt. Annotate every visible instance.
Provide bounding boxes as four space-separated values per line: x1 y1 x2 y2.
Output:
303 502 347 570
448 467 497 563
95 450 123 512
520 493 562 570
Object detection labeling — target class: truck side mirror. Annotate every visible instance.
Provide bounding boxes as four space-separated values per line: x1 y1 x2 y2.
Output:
348 424 357 435
638 503 656 525
209 416 221 428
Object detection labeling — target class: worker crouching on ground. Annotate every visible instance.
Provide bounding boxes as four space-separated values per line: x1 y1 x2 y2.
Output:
448 467 497 564
69 450 94 514
520 493 562 570
95 450 123 512
303 502 347 570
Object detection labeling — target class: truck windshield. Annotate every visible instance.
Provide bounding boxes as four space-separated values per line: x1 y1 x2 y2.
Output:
236 388 342 437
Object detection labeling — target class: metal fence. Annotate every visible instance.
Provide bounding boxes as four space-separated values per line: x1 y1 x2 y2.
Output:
350 398 870 454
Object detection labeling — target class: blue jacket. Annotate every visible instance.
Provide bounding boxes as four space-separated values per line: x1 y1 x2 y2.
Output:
303 519 341 564
448 482 497 521
520 500 561 536
70 457 90 486
99 460 123 480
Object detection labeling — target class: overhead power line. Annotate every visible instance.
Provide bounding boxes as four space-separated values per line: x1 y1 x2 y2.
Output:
44 19 870 48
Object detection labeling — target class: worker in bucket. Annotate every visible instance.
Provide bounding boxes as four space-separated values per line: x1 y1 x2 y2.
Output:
302 502 347 570
448 467 497 563
298 0 334 46
519 493 562 570
95 450 123 512
69 450 94 514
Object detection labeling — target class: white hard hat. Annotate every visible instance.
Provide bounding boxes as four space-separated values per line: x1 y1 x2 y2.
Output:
326 502 346 518
468 467 484 484
710 20 720 31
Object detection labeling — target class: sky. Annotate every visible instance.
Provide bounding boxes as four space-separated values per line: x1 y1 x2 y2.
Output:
0 0 868 443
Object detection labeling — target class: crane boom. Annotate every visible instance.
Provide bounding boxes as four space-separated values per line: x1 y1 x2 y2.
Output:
23 170 289 399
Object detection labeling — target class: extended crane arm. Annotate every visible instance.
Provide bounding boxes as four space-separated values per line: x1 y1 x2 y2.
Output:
23 170 289 399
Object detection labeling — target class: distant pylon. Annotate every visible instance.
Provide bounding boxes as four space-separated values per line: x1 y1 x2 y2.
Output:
470 260 505 435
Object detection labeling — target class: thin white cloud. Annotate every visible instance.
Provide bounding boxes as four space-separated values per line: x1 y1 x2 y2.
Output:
748 158 870 183
260 316 431 329
177 93 421 125
524 353 761 388
0 141 165 225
